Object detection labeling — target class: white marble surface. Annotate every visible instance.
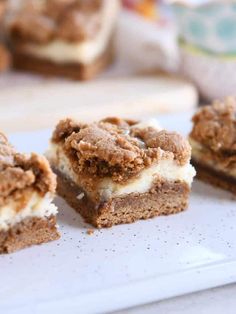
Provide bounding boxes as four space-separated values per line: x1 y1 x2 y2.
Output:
116 284 236 314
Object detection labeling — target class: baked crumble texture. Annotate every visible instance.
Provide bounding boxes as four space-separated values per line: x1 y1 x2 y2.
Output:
50 117 192 227
190 97 236 193
0 132 56 207
8 0 104 44
0 132 59 253
190 97 236 154
52 117 191 183
6 0 117 79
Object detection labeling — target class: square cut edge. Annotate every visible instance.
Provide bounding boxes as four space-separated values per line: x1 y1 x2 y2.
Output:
47 117 195 228
54 168 190 228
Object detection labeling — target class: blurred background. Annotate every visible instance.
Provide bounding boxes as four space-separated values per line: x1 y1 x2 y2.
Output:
0 0 235 132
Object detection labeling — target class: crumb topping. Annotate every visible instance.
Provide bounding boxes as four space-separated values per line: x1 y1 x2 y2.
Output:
190 97 236 154
131 127 191 165
9 13 55 44
0 132 56 207
7 0 105 44
52 118 85 143
52 117 191 183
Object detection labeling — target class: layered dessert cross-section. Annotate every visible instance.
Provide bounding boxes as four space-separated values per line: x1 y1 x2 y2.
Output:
47 117 196 228
0 132 60 253
6 0 120 80
189 97 236 194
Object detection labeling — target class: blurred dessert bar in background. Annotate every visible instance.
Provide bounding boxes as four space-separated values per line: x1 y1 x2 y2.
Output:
0 0 7 22
0 132 59 253
47 117 195 228
5 0 120 80
189 97 236 194
0 0 11 72
0 44 10 71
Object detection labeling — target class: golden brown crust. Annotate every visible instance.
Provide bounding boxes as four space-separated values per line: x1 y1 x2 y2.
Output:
51 117 191 183
7 0 104 44
0 131 56 207
190 97 236 154
56 169 190 228
0 215 60 254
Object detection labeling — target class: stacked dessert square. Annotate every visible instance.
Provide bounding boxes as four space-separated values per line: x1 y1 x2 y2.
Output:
0 132 59 253
47 117 196 228
6 0 120 79
189 97 236 194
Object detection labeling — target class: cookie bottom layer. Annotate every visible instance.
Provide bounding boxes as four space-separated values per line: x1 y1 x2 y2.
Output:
55 169 190 228
0 216 60 254
12 42 113 80
192 158 236 195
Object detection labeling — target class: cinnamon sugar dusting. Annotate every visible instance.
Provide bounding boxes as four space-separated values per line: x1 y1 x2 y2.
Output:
0 132 56 207
52 117 191 183
190 97 236 154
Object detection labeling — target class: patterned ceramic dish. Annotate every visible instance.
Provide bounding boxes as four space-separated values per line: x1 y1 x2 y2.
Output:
171 0 236 54
168 0 236 100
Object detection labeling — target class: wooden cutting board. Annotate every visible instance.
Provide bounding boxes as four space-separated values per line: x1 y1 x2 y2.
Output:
0 75 198 132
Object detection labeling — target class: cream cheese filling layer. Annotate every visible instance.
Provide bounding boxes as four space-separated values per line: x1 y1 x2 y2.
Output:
0 192 58 231
190 138 236 176
18 0 120 64
48 143 195 201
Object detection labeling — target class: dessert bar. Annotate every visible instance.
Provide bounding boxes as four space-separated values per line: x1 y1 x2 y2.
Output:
189 97 236 194
6 0 120 80
48 117 195 227
0 132 59 253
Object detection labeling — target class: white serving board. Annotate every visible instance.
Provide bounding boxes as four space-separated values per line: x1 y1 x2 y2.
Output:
0 75 197 132
1 112 236 314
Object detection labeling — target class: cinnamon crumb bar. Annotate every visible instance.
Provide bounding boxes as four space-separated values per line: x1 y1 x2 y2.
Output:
6 0 120 80
189 97 236 194
0 132 60 253
47 117 196 228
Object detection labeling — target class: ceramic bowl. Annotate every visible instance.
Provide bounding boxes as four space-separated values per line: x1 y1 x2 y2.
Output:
172 1 236 54
180 42 236 100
